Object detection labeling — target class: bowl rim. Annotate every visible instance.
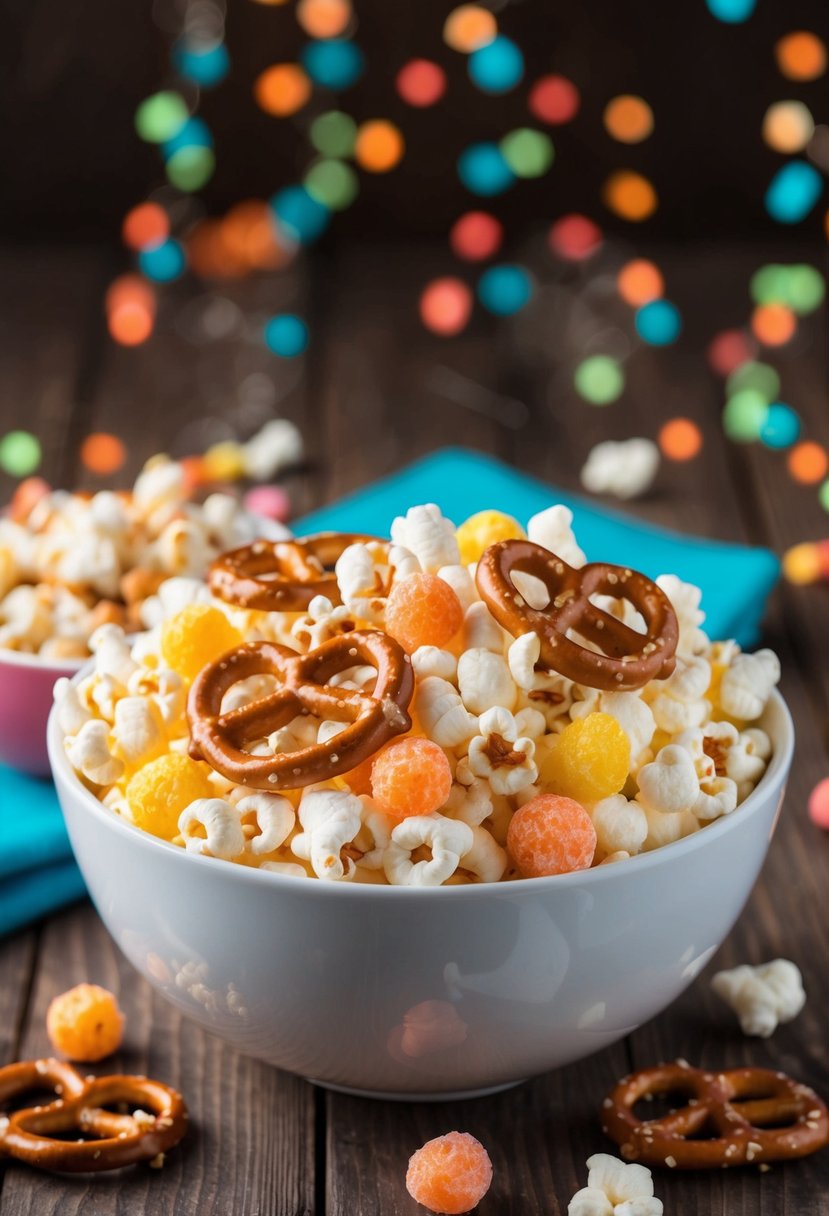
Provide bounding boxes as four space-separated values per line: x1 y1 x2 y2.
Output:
0 644 85 675
47 675 794 900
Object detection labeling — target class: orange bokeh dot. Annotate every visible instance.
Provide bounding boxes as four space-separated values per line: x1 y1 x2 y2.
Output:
603 171 658 221
604 95 654 143
122 203 169 252
396 59 447 107
751 303 796 346
775 31 826 81
296 0 351 39
105 274 156 316
788 441 828 484
80 433 127 475
443 5 497 53
419 278 472 335
222 201 287 272
617 259 664 306
354 120 404 172
254 64 311 117
658 418 703 462
107 302 154 346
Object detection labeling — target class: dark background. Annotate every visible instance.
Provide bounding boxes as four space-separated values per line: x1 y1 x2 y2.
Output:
3 0 829 243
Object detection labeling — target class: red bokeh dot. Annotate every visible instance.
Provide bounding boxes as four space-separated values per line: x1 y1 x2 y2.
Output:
122 203 169 252
450 211 503 261
529 75 580 125
548 214 603 261
396 59 447 107
419 277 473 335
707 329 755 377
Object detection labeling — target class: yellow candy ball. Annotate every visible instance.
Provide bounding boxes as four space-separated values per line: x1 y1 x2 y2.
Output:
203 440 246 482
46 983 125 1062
456 510 526 565
782 542 820 586
161 603 243 682
540 712 631 804
126 752 214 841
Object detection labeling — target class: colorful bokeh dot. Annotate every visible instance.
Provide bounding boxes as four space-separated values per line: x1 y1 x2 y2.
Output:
457 142 516 196
788 441 828 484
296 0 352 39
762 101 814 153
751 303 797 346
808 777 829 829
443 6 497 54
775 31 826 81
603 95 654 143
708 329 754 375
659 418 702 461
450 211 503 261
134 92 188 144
304 159 358 209
122 203 169 252
271 185 330 244
477 265 533 316
0 431 41 477
759 402 801 449
255 64 311 116
499 128 553 178
782 542 821 585
722 390 769 441
529 75 580 125
468 35 524 94
820 480 829 512
603 170 658 220
419 278 473 335
548 214 603 260
166 146 215 192
138 239 186 283
574 356 625 405
765 162 823 224
617 259 663 305
396 59 447 107
264 314 309 357
310 111 357 158
80 433 127 476
300 39 365 90
635 299 682 345
706 0 756 21
354 120 405 172
726 360 780 401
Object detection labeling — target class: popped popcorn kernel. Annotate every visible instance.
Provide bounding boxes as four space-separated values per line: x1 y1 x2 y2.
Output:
406 1131 493 1214
371 737 453 820
46 983 124 1063
455 509 525 565
160 603 243 682
385 572 463 652
541 713 631 804
126 752 213 840
507 792 597 877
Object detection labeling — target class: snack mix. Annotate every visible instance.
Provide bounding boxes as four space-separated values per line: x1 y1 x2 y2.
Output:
0 457 289 660
57 502 780 886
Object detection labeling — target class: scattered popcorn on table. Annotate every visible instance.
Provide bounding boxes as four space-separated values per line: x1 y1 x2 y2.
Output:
580 438 660 501
568 1153 663 1216
55 501 778 886
711 958 806 1037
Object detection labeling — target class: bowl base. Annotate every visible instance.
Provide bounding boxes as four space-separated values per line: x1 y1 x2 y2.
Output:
307 1077 526 1102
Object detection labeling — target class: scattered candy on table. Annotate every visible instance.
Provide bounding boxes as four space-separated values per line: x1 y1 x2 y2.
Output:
406 1131 493 1215
46 983 125 1063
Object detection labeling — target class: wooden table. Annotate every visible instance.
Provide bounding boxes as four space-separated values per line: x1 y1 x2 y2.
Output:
1 242 827 1214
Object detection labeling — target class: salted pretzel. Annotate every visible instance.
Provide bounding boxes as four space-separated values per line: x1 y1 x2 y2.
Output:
187 630 413 789
476 540 678 691
208 532 383 612
602 1061 829 1169
0 1058 187 1174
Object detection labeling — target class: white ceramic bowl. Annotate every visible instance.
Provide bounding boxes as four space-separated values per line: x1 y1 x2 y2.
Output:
47 688 793 1100
0 647 83 776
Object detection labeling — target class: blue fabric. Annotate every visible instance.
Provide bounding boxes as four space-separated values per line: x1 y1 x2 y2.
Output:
296 447 780 647
0 445 779 938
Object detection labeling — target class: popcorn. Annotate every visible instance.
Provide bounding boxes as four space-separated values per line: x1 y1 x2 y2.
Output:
111 697 167 769
636 745 700 815
462 602 506 653
655 575 708 656
383 814 473 886
508 632 574 727
390 503 460 571
711 958 806 1037
241 418 303 482
641 805 699 852
411 646 457 681
457 648 517 714
566 1154 662 1216
291 595 356 651
235 792 295 855
415 677 478 749
154 519 215 579
65 719 124 786
467 707 538 795
443 770 496 827
590 795 648 859
580 438 660 501
335 541 419 623
526 504 586 567
179 798 247 859
291 789 363 881
90 624 138 687
646 655 711 733
459 824 508 882
719 648 781 721
437 563 478 611
127 666 186 728
54 677 93 736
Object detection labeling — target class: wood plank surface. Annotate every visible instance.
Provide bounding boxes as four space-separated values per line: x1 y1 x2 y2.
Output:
1 243 828 1214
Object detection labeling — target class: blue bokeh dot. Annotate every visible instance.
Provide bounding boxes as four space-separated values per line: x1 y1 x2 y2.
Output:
172 41 230 88
300 40 364 90
457 143 516 197
477 265 533 316
162 117 213 160
705 0 756 22
270 185 330 245
759 401 801 449
264 314 309 358
138 239 186 282
635 299 682 345
468 36 525 94
765 162 823 224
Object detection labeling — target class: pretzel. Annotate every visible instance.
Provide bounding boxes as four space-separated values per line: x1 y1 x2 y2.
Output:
602 1061 829 1169
208 532 383 611
187 630 413 789
0 1058 187 1174
476 540 678 691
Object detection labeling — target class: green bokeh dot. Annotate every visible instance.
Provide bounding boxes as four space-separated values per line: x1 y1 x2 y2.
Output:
310 111 357 159
722 390 769 442
304 160 359 211
725 361 780 403
574 355 624 405
749 264 791 306
0 431 41 477
499 128 554 178
166 146 216 192
135 91 189 144
819 478 829 513
787 265 825 315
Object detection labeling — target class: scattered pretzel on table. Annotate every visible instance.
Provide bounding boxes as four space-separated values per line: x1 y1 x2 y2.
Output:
187 630 414 789
602 1061 829 1169
476 539 679 691
209 532 383 612
0 1058 187 1174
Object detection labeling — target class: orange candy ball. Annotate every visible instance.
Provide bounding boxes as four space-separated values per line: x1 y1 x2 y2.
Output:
506 793 597 878
385 573 464 652
406 1131 493 1215
371 737 453 820
46 983 125 1062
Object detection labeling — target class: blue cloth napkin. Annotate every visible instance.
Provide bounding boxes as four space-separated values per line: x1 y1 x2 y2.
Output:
0 446 778 938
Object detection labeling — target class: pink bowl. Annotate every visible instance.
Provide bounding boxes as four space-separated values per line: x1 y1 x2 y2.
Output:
0 648 84 776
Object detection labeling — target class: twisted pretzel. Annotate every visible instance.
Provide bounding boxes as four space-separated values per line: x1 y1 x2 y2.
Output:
187 630 413 789
602 1062 829 1169
0 1058 187 1174
476 540 678 691
209 532 383 611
